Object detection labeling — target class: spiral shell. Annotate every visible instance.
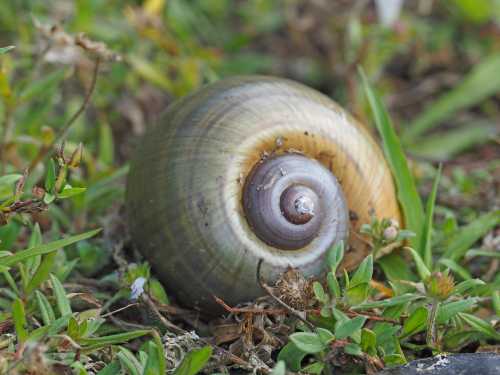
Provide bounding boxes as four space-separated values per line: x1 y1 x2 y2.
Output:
126 76 401 312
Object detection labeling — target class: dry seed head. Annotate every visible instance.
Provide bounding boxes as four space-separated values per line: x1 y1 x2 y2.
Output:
426 272 455 300
275 268 313 309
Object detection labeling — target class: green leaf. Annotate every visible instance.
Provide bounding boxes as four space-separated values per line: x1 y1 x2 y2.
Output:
403 53 500 141
384 354 406 367
406 122 497 160
301 362 324 374
80 330 151 348
359 68 424 251
44 159 56 193
444 331 481 349
437 298 479 323
352 293 423 310
459 313 500 340
421 165 441 267
58 185 87 199
25 251 57 295
278 342 307 371
316 327 335 345
0 46 15 55
405 247 431 281
452 0 494 23
0 174 22 200
35 290 55 325
174 346 213 375
12 298 28 343
50 274 72 316
350 255 373 287
344 342 363 356
361 328 377 355
326 241 344 273
43 192 55 204
96 360 121 375
0 229 101 267
313 281 327 303
452 279 485 295
99 122 115 166
346 282 370 305
290 332 326 354
492 291 500 317
270 361 286 375
117 347 143 375
400 306 428 339
444 211 500 261
327 272 341 299
335 316 366 339
438 258 472 280
150 330 166 375
143 341 162 375
377 252 416 282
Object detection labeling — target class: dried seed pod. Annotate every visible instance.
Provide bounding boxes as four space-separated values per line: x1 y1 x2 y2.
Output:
126 76 401 313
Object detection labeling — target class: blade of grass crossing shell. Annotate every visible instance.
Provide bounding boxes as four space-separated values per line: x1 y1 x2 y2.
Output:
421 165 441 269
359 67 424 251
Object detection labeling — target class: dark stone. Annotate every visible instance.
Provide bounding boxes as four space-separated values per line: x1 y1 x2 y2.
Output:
377 353 500 375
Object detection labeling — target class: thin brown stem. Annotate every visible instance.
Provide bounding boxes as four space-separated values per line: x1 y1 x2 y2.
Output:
213 295 287 315
426 299 440 349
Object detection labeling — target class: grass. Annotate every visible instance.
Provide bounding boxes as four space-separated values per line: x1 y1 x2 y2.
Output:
1 1 499 374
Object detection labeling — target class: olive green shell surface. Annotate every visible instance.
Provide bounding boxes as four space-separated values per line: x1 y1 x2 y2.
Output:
126 76 401 312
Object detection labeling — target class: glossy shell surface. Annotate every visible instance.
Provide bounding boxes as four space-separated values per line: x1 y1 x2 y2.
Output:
126 76 401 312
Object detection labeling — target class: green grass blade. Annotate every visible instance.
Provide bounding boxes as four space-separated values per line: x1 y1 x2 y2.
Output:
25 251 57 295
50 274 72 316
12 298 28 343
173 346 213 375
0 229 101 267
406 122 497 160
359 68 424 250
438 258 472 280
0 46 15 55
352 293 423 310
405 247 431 281
444 211 500 261
403 53 500 142
79 330 151 348
150 330 166 375
35 290 55 325
421 165 442 269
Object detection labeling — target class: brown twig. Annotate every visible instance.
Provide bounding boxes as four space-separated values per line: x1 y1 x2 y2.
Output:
256 259 314 329
28 57 101 173
213 295 288 316
345 310 399 323
100 303 138 318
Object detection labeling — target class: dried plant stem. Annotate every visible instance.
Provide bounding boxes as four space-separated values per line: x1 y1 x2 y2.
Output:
213 295 287 315
28 57 101 173
256 259 314 329
426 299 440 349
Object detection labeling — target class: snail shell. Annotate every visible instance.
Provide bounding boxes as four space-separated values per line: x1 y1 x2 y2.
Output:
126 76 401 313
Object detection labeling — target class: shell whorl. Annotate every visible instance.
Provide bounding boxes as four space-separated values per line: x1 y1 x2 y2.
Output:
243 154 348 250
126 76 401 312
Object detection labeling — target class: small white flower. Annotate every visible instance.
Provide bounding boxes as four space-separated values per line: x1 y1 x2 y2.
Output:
130 277 147 300
375 0 404 27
